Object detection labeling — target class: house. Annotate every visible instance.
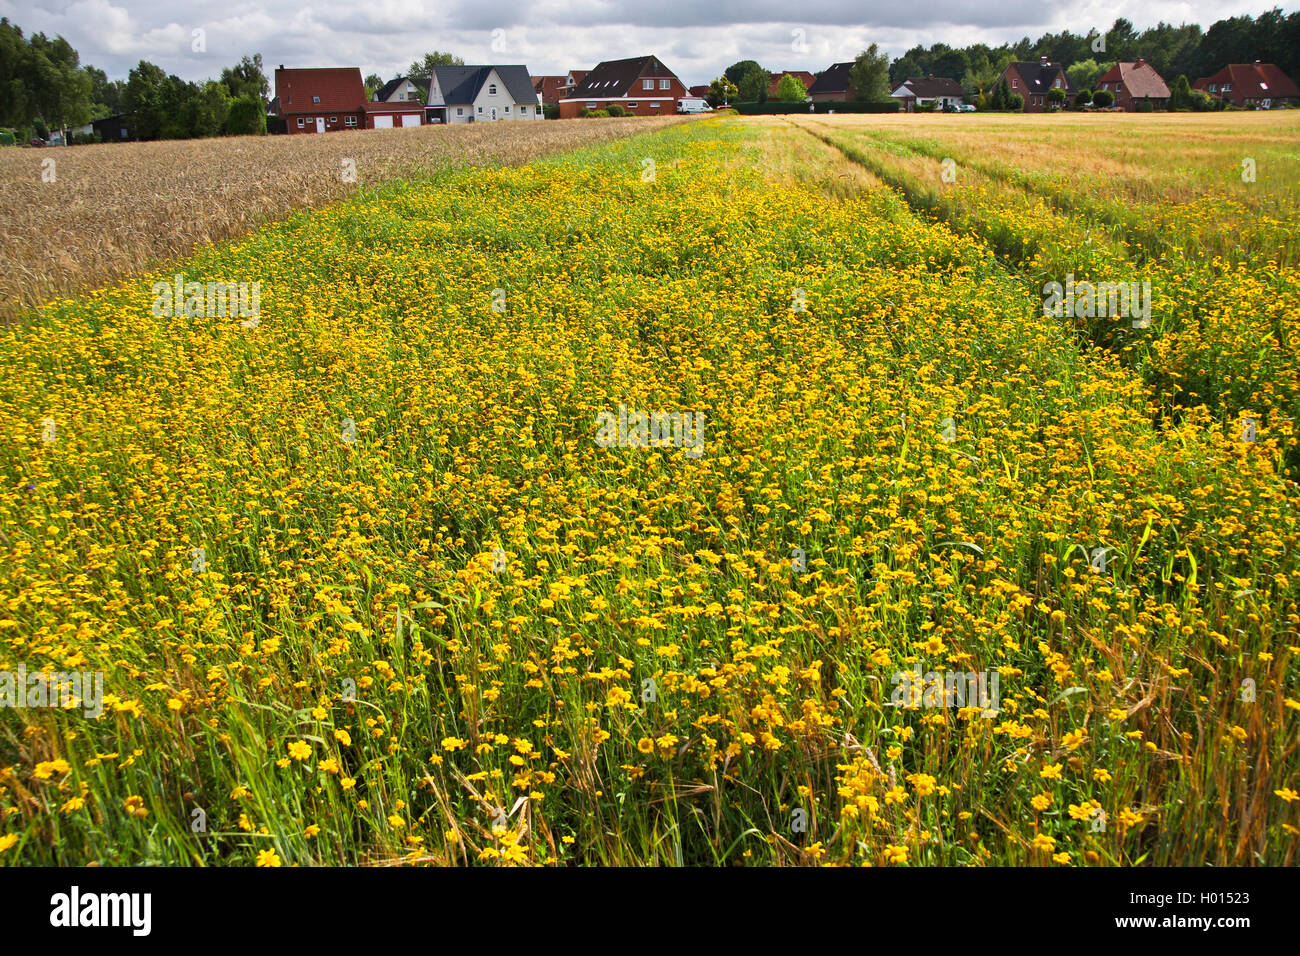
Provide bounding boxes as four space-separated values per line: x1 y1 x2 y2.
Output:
892 75 966 112
1095 61 1170 110
534 75 568 107
768 70 816 97
1194 62 1300 108
559 55 687 118
807 62 855 102
995 57 1073 111
91 114 131 141
427 65 542 123
274 66 366 133
373 77 429 104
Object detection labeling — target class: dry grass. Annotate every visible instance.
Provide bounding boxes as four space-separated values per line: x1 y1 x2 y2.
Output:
0 116 690 320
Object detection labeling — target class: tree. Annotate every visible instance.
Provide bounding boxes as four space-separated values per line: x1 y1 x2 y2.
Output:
724 60 764 86
1092 88 1114 108
364 73 383 100
1066 58 1104 93
1007 93 1024 111
737 66 768 102
124 60 168 139
25 31 92 138
407 51 463 78
775 73 807 102
890 54 924 85
220 54 267 103
989 76 1010 110
1168 74 1192 110
1046 87 1066 108
225 94 266 134
1074 89 1092 108
85 65 124 118
849 44 891 103
707 75 737 108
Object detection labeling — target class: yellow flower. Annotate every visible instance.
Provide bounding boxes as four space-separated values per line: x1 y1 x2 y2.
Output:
883 844 908 864
334 729 352 746
34 759 71 780
287 740 312 761
256 849 282 867
1039 763 1063 780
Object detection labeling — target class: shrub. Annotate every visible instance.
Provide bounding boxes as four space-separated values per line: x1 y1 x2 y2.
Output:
1007 93 1024 112
225 96 267 136
1074 90 1092 108
543 104 560 120
606 104 626 117
1092 89 1114 108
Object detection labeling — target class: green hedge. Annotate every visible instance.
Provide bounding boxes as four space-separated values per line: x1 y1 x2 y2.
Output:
733 101 900 114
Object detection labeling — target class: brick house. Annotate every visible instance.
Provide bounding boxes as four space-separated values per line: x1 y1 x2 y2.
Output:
807 62 855 102
994 57 1073 111
1095 60 1170 110
534 75 567 108
559 55 687 118
768 70 816 97
1194 62 1300 108
273 66 367 133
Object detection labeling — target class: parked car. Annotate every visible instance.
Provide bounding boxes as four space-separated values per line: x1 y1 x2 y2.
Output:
959 104 976 112
942 102 960 113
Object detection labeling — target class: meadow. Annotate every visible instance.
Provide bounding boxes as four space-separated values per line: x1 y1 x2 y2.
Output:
0 115 688 322
0 113 1296 866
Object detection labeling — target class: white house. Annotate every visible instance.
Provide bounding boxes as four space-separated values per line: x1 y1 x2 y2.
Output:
427 65 542 123
891 76 966 112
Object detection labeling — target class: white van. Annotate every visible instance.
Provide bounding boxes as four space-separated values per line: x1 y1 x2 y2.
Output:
676 97 712 114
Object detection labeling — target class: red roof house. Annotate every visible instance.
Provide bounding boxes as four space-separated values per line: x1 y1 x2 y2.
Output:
274 66 367 133
1095 60 1171 110
1193 62 1300 108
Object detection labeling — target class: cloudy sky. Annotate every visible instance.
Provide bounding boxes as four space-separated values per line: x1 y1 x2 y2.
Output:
0 0 1282 86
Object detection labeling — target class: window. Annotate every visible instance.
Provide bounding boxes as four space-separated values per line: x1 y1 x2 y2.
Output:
1222 82 1232 92
297 117 305 127
520 105 527 113
643 79 654 90
312 95 321 104
628 101 638 108
477 106 483 113
457 108 463 115
504 105 510 112
330 116 337 123
344 115 357 127
587 102 597 109
1260 81 1269 90
489 84 497 95
660 79 670 90
1209 83 1218 92
1055 78 1061 88
1011 79 1017 89
1115 84 1122 93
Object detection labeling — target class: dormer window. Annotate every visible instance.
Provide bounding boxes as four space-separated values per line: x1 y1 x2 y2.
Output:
313 95 321 103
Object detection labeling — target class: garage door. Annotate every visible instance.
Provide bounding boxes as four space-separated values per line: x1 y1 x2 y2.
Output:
401 114 421 127
373 115 393 129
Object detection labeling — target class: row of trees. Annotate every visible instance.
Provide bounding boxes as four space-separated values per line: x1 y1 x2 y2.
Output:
712 46 892 107
891 8 1298 103
1 17 271 141
709 7 1295 110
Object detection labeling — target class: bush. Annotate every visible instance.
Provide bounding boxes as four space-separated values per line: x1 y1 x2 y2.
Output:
1007 93 1024 112
225 96 267 136
543 104 560 120
579 108 610 118
1074 90 1092 108
1137 96 1154 113
0 129 15 146
605 104 626 117
1092 89 1114 108
916 100 937 112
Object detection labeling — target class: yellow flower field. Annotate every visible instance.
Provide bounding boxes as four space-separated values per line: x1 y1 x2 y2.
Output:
0 115 1296 866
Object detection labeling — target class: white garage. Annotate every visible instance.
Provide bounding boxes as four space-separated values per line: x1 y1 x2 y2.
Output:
372 115 394 129
401 113 421 127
